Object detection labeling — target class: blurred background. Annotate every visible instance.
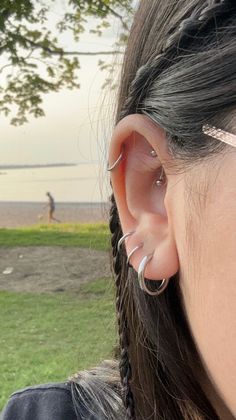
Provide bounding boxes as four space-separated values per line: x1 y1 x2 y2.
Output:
0 0 136 226
0 0 136 411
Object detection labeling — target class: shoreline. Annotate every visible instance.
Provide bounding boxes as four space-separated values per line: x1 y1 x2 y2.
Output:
0 201 110 228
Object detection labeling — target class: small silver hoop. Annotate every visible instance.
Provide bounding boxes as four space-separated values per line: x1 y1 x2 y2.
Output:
138 253 169 296
127 243 143 265
156 167 166 187
107 151 123 171
117 231 135 253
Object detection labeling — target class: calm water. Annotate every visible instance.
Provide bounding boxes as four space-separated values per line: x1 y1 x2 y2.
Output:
0 165 110 202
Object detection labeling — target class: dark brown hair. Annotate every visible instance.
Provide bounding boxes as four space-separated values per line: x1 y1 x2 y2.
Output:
71 1 236 418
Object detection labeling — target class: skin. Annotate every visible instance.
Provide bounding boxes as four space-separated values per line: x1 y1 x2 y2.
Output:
109 114 236 419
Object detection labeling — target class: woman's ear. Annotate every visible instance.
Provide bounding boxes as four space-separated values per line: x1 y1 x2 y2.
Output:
108 114 179 281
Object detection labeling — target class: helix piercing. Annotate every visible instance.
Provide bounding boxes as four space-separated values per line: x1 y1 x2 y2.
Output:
138 253 170 296
107 150 123 171
117 231 135 253
127 243 143 265
155 167 166 187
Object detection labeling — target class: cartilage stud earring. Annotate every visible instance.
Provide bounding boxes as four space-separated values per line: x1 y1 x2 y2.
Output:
150 150 157 157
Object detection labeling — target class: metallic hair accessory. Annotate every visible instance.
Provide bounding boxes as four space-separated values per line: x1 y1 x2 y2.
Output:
138 253 170 296
202 124 236 148
117 231 135 253
107 150 123 171
156 167 165 187
127 243 143 265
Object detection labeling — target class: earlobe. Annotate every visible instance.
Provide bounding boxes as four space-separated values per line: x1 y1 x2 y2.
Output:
108 114 179 282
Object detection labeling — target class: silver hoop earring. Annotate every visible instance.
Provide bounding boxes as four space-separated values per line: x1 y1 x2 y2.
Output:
138 253 170 296
155 167 166 187
127 243 143 265
117 231 135 252
107 150 123 171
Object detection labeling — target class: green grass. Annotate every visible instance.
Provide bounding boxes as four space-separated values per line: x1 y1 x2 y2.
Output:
0 223 110 250
0 278 116 411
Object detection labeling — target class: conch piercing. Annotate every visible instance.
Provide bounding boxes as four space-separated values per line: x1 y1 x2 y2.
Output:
127 243 143 265
138 253 170 296
107 150 123 171
117 231 135 252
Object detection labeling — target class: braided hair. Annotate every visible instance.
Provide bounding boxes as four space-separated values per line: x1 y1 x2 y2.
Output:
121 0 236 121
109 194 135 419
110 1 236 419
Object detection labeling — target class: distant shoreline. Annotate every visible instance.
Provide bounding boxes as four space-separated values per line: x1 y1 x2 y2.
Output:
0 201 108 205
0 162 99 170
0 201 109 228
0 163 77 170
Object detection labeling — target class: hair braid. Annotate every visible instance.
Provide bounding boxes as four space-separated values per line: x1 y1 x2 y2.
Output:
166 0 236 49
121 0 236 120
109 193 135 419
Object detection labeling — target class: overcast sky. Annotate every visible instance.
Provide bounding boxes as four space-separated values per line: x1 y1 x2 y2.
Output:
0 11 121 166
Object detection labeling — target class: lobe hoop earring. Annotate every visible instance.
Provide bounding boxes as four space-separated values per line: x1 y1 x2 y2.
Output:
127 243 143 265
138 253 170 296
117 231 135 253
107 149 123 171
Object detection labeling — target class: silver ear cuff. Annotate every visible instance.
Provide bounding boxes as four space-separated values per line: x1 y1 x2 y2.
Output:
138 253 169 296
117 231 135 252
107 151 123 171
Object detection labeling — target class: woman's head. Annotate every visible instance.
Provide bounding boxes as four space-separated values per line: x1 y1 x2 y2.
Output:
108 1 236 419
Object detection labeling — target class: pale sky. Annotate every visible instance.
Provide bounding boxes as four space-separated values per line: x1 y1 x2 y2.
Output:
0 11 121 166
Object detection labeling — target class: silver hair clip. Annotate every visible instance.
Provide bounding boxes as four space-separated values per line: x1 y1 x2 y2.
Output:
202 124 236 148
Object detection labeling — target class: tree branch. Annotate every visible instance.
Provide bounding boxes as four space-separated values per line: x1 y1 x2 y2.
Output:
104 4 129 30
19 36 123 55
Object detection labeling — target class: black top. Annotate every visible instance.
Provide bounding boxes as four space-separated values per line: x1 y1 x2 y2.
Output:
0 382 81 420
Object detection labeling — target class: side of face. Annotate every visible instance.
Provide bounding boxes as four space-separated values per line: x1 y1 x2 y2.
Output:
109 114 236 417
173 151 236 417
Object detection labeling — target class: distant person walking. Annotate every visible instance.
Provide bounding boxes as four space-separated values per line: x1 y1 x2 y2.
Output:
45 192 60 223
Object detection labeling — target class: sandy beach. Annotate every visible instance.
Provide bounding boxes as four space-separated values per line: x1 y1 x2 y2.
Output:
0 201 110 228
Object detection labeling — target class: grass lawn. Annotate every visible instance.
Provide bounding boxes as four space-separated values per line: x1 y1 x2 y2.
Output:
0 223 116 411
0 223 110 251
0 278 116 411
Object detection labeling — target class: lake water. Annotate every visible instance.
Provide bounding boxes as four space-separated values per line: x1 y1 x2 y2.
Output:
0 164 110 203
